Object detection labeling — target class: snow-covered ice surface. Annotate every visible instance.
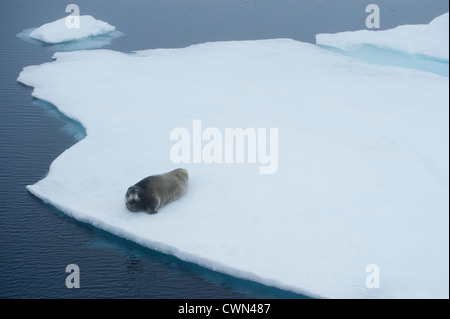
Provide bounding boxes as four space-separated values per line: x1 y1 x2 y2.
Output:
316 13 449 61
28 15 116 44
18 27 449 298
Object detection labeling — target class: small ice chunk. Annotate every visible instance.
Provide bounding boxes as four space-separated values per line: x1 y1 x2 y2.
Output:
29 15 116 44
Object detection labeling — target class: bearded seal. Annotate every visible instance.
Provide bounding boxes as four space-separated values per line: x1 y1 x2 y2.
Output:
125 168 189 214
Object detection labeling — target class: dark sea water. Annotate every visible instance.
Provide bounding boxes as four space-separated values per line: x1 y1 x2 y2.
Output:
0 0 448 299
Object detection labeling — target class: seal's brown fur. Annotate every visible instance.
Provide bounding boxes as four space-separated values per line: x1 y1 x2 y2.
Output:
125 168 188 214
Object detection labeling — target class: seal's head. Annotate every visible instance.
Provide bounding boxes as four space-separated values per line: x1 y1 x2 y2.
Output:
125 185 145 212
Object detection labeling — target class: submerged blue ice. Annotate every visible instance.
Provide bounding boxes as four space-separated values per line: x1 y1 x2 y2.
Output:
32 99 87 142
319 44 449 77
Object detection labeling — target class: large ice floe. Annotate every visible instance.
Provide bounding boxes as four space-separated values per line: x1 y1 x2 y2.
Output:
316 13 449 61
28 15 116 44
18 14 449 298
